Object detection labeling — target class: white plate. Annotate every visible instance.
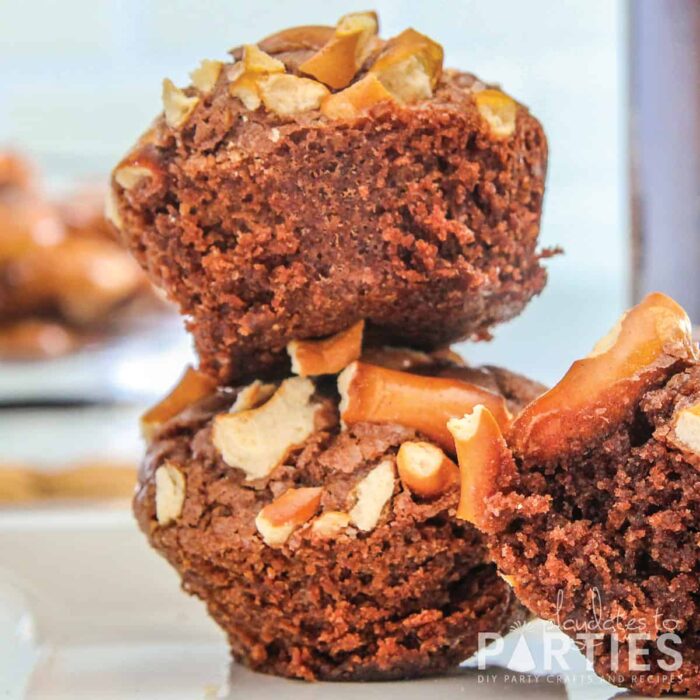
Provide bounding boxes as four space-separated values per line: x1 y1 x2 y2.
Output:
0 505 639 700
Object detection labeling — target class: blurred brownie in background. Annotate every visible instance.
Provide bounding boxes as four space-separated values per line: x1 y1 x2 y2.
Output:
0 150 169 360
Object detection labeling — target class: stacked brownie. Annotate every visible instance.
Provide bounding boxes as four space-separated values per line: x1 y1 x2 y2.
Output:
110 11 700 695
110 12 552 682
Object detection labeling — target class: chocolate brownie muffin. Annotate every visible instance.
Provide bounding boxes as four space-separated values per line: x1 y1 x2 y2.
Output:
134 343 545 680
449 293 700 696
110 11 549 382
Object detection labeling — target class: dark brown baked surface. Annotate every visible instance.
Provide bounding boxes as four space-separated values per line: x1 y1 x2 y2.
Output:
134 359 542 680
110 20 549 383
463 295 700 696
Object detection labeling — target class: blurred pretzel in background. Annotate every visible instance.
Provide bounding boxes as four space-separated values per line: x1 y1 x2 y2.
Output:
0 149 164 360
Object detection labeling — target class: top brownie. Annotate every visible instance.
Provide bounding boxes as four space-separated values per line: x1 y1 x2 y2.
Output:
109 12 549 382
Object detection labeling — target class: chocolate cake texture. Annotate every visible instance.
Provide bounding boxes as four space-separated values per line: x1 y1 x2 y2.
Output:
449 293 700 696
109 12 549 382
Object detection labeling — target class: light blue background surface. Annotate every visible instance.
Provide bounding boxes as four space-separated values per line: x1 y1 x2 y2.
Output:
0 0 629 387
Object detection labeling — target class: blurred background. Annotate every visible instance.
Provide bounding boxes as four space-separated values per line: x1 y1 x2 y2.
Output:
0 0 697 502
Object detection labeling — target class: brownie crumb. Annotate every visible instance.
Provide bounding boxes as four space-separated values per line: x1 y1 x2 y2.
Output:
112 65 548 382
481 362 700 696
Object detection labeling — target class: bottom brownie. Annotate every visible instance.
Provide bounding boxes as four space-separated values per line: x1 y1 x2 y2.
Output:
134 353 542 680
